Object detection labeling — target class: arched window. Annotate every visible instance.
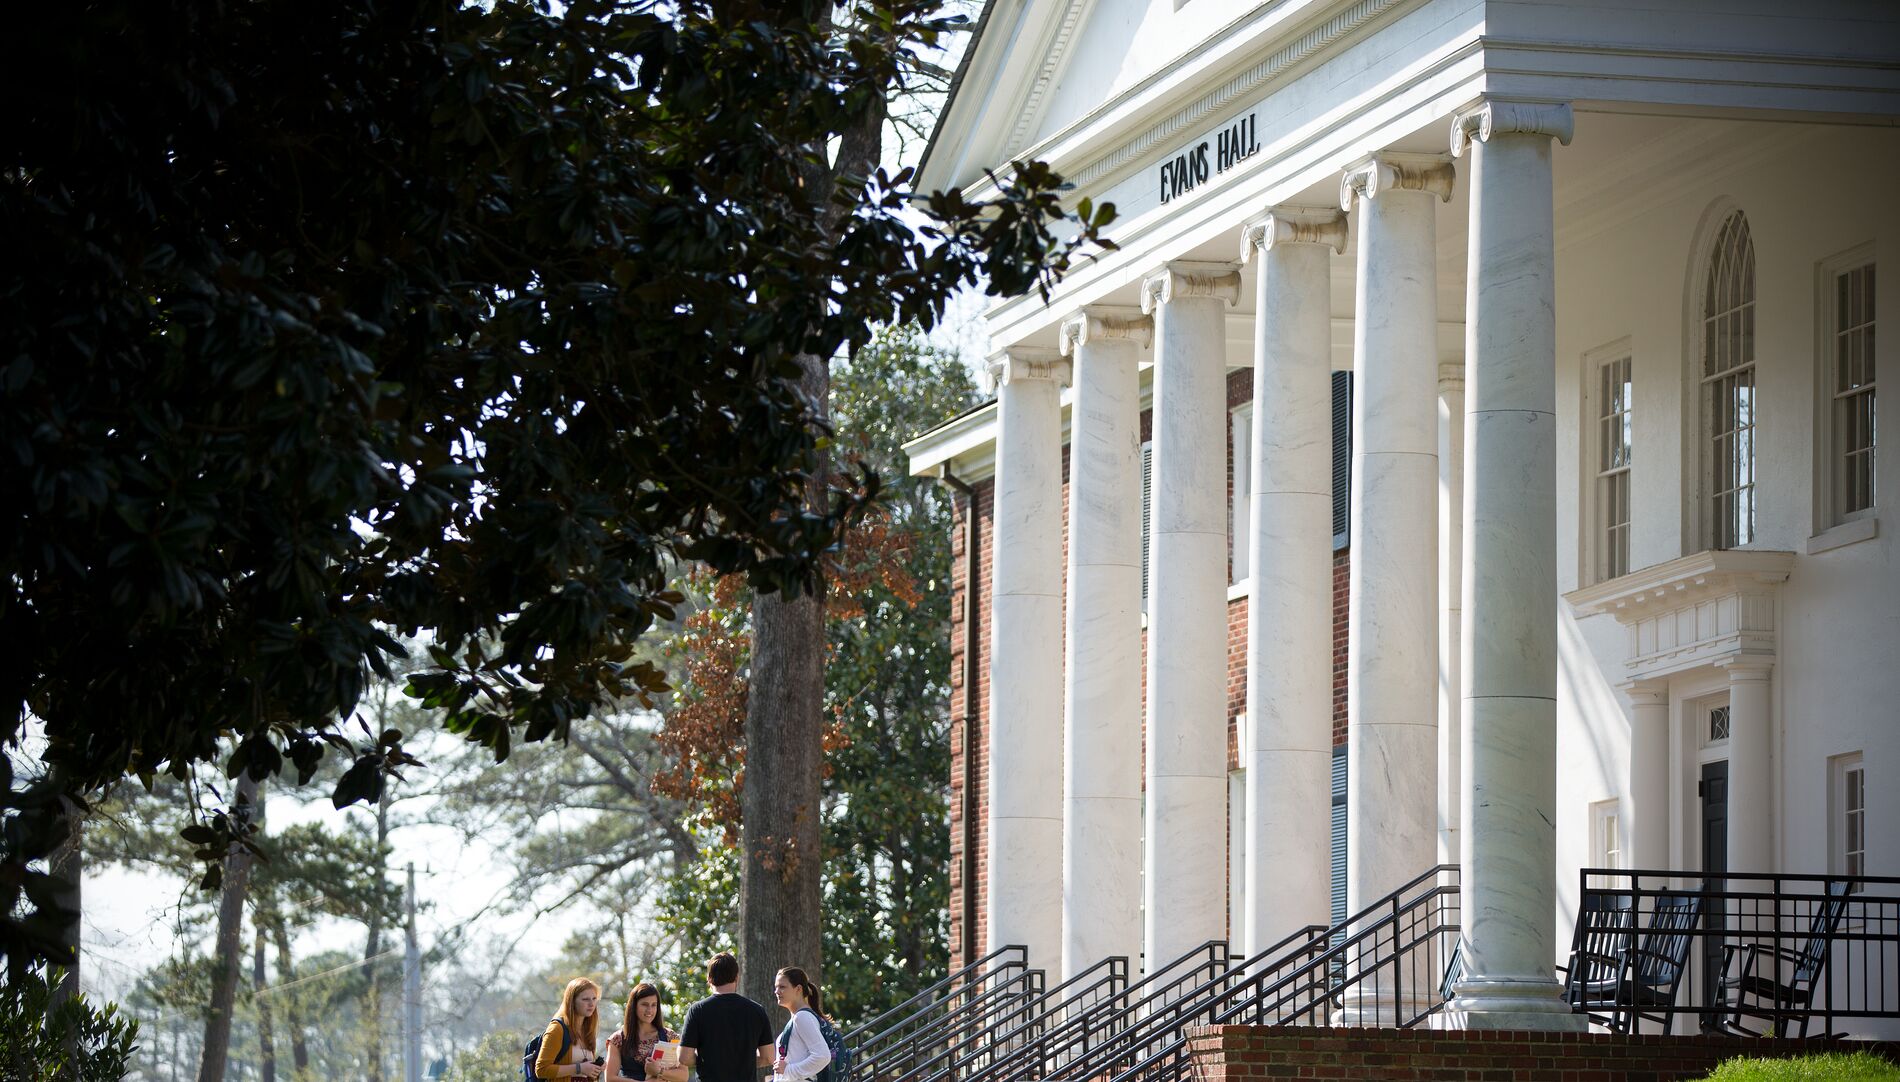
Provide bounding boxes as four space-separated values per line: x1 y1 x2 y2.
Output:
1702 211 1756 549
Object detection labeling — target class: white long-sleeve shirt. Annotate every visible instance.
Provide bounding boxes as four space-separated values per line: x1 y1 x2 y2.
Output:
778 1009 832 1082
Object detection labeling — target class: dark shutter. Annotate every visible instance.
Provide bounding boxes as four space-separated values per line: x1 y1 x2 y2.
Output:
1332 371 1352 548
1331 744 1348 927
1140 440 1154 611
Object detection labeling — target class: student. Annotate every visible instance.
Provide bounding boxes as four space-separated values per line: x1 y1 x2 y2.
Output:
604 983 688 1082
536 977 605 1080
771 968 832 1082
678 953 774 1082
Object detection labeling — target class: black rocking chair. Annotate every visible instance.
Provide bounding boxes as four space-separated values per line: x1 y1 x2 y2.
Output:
1562 891 1701 1033
1718 880 1852 1038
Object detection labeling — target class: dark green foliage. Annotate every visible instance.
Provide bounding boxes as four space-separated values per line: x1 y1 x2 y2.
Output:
1 0 1111 970
0 966 141 1082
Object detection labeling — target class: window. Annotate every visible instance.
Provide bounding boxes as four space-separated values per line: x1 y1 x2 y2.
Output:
1589 352 1634 580
1702 211 1758 549
1708 703 1731 744
1590 798 1623 873
1330 744 1348 927
1231 403 1252 584
1140 440 1154 612
1332 372 1351 549
1832 753 1866 884
1829 259 1878 524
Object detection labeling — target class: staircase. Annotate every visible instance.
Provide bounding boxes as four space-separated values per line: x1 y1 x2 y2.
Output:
848 866 1460 1082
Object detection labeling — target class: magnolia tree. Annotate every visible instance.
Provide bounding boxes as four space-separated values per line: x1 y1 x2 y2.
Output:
1 0 1112 975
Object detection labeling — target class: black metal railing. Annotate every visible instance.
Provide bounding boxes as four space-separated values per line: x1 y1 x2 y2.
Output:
1567 869 1900 1038
1098 866 1460 1082
850 945 1033 1082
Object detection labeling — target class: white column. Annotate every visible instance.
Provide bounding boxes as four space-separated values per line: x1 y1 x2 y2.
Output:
1059 307 1151 979
1445 98 1583 1030
1438 362 1465 870
1238 209 1346 954
1140 261 1241 972
1624 681 1670 873
1338 153 1450 938
1723 660 1774 874
986 347 1072 973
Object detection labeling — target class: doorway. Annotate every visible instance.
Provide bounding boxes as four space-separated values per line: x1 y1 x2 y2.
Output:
1699 757 1729 1027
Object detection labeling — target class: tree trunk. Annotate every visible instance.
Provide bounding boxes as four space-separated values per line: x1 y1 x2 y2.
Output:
737 7 887 1024
741 567 828 1029
197 773 260 1082
49 789 83 1069
364 787 390 1082
255 925 276 1082
272 922 310 1080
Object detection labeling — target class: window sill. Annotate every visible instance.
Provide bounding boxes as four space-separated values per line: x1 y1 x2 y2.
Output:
1228 579 1250 602
1806 516 1878 555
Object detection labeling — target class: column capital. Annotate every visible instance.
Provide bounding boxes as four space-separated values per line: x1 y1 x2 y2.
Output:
1140 261 1242 314
1239 206 1348 264
1060 306 1153 355
1339 152 1455 211
1620 679 1670 708
1719 657 1775 682
1437 361 1465 394
1450 100 1575 158
983 348 1071 394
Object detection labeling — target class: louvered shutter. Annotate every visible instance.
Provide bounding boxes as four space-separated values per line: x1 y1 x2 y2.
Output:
1331 744 1348 927
1331 371 1352 548
1140 440 1154 611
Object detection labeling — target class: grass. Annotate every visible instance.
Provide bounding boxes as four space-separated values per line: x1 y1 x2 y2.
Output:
1701 1051 1900 1081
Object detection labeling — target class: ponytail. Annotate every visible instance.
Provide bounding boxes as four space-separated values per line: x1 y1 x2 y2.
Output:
776 967 824 1019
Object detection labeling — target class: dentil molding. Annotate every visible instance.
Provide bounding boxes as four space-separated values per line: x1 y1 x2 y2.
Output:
1564 549 1794 681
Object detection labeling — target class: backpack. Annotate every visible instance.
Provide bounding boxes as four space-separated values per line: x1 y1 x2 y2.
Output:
799 1007 851 1082
522 1019 571 1082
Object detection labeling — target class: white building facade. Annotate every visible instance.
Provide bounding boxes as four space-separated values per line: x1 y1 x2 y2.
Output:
905 0 1898 1033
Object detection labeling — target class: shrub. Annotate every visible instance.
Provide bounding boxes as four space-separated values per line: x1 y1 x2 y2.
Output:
0 965 139 1082
1702 1051 1900 1082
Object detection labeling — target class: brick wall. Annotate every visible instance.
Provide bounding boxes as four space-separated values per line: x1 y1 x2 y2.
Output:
1187 1025 1900 1082
947 366 1354 966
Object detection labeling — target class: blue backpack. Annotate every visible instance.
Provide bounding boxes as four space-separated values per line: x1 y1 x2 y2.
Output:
799 1008 851 1082
522 1019 570 1082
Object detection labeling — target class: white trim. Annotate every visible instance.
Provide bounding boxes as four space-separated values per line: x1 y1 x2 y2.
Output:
1579 339 1635 586
1807 515 1880 554
1813 242 1879 532
1231 401 1253 585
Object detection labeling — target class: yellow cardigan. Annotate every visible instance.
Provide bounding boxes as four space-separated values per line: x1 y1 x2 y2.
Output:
535 1019 593 1080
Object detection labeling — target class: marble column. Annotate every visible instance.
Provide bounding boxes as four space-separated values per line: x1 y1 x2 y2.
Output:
1140 261 1242 973
1723 661 1774 875
1238 209 1346 954
985 347 1072 973
1444 98 1583 1030
1438 362 1465 871
1338 153 1451 951
1059 307 1151 979
1624 681 1670 873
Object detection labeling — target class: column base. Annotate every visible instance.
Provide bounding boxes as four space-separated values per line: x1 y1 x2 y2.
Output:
1438 977 1587 1031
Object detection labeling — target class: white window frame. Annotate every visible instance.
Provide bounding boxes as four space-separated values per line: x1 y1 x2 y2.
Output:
1589 798 1623 879
1230 402 1252 586
1581 340 1634 584
1696 209 1759 551
1830 752 1866 886
1814 245 1878 537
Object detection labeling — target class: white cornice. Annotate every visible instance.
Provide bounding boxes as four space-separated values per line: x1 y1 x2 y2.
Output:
1564 549 1794 622
1002 0 1098 160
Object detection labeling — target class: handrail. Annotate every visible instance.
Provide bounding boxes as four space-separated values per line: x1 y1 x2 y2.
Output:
1097 867 1460 1082
850 944 1028 1051
1572 868 1900 1037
